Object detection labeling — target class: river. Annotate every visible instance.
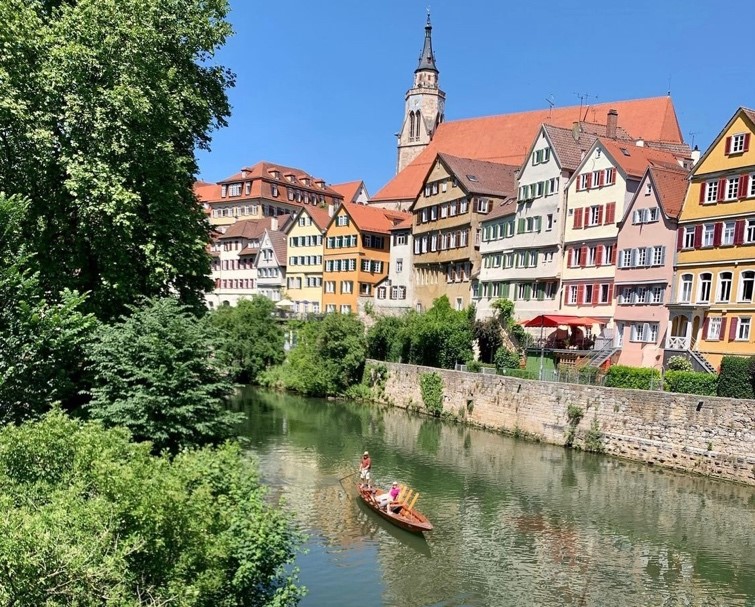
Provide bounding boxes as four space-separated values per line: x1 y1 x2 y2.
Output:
232 387 755 607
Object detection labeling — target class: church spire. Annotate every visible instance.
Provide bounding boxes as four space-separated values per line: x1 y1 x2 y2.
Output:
416 10 437 73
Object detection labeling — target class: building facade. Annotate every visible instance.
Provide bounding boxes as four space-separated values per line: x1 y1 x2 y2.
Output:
374 217 414 314
284 206 331 315
671 108 755 368
614 166 687 367
256 229 287 302
412 153 518 312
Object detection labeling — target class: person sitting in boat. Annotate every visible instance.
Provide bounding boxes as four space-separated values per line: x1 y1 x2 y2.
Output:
377 481 401 510
359 451 371 486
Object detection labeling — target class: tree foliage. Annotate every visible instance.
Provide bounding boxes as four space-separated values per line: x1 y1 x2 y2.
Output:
0 409 305 606
0 194 97 424
0 0 234 319
87 297 239 453
474 317 503 364
718 356 755 399
209 296 285 383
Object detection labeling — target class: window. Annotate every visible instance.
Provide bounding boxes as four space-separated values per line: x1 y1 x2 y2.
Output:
702 224 715 248
679 274 693 303
717 272 733 303
325 281 336 294
395 233 407 246
430 206 437 221
395 259 403 273
476 198 490 213
636 248 647 266
631 322 659 343
592 170 602 187
704 180 718 203
740 271 755 302
340 305 352 314
583 284 594 304
326 304 336 313
750 174 755 197
707 317 722 341
377 286 386 300
615 322 624 347
359 283 371 296
588 206 601 226
228 183 242 196
698 273 712 303
683 227 695 249
737 317 751 341
577 174 589 190
336 214 349 226
361 259 371 272
652 246 665 266
341 281 353 294
546 178 559 196
460 198 469 213
599 284 611 304
726 177 740 201
586 246 596 266
746 219 755 244
546 214 554 231
619 286 631 304
567 285 578 304
363 235 385 249
651 286 664 304
729 133 746 154
604 168 615 185
454 297 463 311
723 221 735 245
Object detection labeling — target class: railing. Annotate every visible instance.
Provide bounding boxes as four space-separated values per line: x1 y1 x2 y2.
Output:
666 335 689 350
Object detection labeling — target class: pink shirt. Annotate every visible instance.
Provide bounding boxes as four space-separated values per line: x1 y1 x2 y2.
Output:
389 486 400 500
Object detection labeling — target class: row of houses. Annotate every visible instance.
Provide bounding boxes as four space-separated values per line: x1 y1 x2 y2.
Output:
197 106 755 372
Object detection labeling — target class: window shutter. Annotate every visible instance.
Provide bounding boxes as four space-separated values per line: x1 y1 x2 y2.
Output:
535 216 542 232
713 222 722 247
610 246 617 265
725 136 732 155
645 247 653 266
717 179 726 202
599 171 605 186
699 182 707 204
580 246 588 268
524 284 532 300
676 227 684 252
518 218 525 233
694 225 703 249
738 175 749 198
574 208 583 229
720 318 727 341
537 284 545 301
745 133 751 152
728 317 738 341
596 205 604 225
703 317 710 340
735 219 746 245
605 202 616 224
596 245 603 267
586 174 592 189
659 246 666 266
592 283 599 306
576 284 584 304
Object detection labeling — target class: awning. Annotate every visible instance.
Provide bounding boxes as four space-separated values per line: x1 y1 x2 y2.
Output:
520 314 602 328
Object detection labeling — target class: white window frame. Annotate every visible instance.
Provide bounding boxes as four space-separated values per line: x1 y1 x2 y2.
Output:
736 316 751 341
707 317 722 341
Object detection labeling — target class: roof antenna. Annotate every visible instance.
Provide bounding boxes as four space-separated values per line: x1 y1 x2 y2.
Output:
545 95 555 118
575 92 598 122
688 131 697 149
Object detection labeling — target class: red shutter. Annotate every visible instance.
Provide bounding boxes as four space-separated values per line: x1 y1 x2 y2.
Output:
713 222 722 247
610 245 617 265
576 284 585 304
745 133 751 152
580 246 588 267
694 224 703 249
702 317 710 340
605 202 616 224
599 171 605 186
574 208 583 229
586 174 592 189
735 219 746 245
592 283 599 306
725 136 732 155
699 182 707 204
728 317 738 341
738 175 748 198
718 179 726 201
596 205 604 225
720 318 727 341
676 227 684 251
596 245 603 267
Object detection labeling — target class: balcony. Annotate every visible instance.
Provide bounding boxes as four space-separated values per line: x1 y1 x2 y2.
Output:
665 335 690 350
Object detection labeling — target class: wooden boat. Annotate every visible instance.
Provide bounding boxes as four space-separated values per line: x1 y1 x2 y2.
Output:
357 483 433 534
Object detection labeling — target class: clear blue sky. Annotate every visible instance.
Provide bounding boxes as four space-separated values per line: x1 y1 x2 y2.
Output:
196 0 755 196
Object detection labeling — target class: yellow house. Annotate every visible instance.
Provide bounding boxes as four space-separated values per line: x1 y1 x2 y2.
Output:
283 205 331 314
670 107 755 369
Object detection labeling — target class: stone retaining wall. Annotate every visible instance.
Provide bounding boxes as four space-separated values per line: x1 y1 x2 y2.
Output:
373 361 755 486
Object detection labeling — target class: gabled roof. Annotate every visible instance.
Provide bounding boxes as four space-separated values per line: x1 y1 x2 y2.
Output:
541 123 631 172
599 138 687 179
691 107 755 176
480 199 517 223
648 165 690 219
333 203 410 235
436 153 519 197
372 96 683 201
219 218 271 240
285 205 333 233
330 180 366 203
262 230 287 267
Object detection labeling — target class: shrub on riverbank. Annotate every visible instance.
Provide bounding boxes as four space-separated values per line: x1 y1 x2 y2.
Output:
0 409 305 606
420 372 444 416
604 365 661 390
664 370 718 396
717 356 755 399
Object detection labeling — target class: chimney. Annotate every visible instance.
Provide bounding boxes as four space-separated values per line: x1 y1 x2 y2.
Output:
328 202 338 218
606 109 618 139
572 121 581 141
271 216 278 231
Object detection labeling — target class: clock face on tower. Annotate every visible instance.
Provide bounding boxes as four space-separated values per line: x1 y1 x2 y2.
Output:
410 96 420 110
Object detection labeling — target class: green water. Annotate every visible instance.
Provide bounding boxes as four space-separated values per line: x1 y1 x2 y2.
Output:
233 388 755 607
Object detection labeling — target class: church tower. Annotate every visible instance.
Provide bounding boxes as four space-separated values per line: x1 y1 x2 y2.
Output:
396 12 446 174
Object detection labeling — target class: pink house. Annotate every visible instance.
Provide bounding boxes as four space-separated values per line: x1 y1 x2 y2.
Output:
613 165 689 367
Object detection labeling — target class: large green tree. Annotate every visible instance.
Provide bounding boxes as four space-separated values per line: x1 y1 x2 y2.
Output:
0 0 234 319
209 296 285 384
87 297 239 454
0 409 305 606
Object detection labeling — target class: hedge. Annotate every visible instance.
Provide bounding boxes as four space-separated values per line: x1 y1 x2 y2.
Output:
604 365 660 390
663 370 717 396
717 356 755 399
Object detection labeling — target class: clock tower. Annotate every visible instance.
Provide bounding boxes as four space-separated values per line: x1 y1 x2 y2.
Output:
396 12 445 174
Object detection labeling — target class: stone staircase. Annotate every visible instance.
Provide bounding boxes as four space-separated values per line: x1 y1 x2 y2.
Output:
688 339 717 374
584 341 620 369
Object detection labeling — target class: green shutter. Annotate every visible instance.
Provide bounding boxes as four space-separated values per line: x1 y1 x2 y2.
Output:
537 284 545 301
502 282 510 299
524 284 532 301
535 216 542 232
518 218 525 234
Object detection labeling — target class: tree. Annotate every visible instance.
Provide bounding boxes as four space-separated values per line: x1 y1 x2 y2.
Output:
0 409 306 606
0 0 234 319
87 297 239 453
405 296 474 369
209 296 285 383
366 315 407 362
0 194 97 425
474 317 503 364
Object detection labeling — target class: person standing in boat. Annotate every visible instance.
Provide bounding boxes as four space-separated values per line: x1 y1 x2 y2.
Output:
359 451 371 486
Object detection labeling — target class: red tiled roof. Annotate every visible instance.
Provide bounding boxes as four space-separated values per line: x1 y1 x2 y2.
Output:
437 154 519 197
600 139 687 179
742 108 755 124
341 203 411 235
330 180 365 203
390 216 414 230
373 96 684 201
267 230 287 266
303 205 333 231
481 198 517 222
219 218 271 240
649 165 690 219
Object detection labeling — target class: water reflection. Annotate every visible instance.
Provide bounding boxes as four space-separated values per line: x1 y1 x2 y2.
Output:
232 387 755 607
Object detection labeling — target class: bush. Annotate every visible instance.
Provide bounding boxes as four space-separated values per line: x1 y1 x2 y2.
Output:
465 359 482 373
717 356 755 399
494 347 521 371
666 355 694 372
604 365 660 390
420 372 444 416
473 317 502 364
664 370 718 396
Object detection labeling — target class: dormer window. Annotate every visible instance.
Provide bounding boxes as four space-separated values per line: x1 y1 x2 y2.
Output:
228 183 242 197
271 185 279 197
286 174 295 183
221 185 227 198
244 182 251 195
727 133 750 155
301 177 310 186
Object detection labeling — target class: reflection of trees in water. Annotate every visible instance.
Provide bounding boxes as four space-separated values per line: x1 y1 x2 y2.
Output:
417 418 442 455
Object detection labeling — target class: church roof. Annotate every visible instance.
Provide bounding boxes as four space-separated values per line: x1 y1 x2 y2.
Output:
416 13 437 73
373 96 684 202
